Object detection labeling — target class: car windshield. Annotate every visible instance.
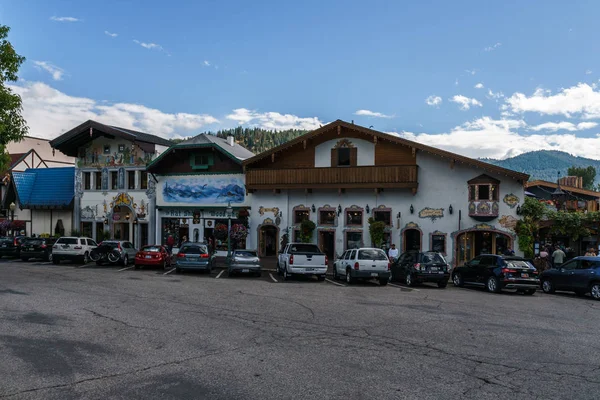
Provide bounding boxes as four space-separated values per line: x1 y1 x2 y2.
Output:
289 244 321 253
142 246 162 252
23 239 43 246
358 249 388 260
57 238 78 245
505 260 534 269
180 245 208 254
235 251 257 257
421 252 446 264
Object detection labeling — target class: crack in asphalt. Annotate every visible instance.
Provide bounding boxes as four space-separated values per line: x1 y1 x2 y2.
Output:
82 308 156 331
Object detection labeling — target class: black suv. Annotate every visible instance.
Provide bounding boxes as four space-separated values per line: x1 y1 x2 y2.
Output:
0 236 27 259
540 256 600 300
390 251 450 288
452 254 539 294
20 237 57 262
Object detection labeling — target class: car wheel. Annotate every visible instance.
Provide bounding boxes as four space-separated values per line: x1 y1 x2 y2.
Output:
46 253 53 262
486 276 501 293
346 270 353 285
82 252 89 264
437 281 448 289
541 279 555 294
162 260 167 270
122 255 129 267
406 273 415 287
590 283 600 300
452 273 464 287
524 289 536 295
379 278 388 286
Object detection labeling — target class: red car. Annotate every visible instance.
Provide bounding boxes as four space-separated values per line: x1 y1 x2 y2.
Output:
134 245 171 270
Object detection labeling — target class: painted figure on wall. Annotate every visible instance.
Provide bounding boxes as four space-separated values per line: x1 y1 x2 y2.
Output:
118 167 125 190
163 177 245 204
101 167 109 191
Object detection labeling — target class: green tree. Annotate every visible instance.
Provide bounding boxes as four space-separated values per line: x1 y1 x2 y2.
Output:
567 165 596 189
368 217 386 248
0 25 28 173
299 219 316 243
515 197 547 258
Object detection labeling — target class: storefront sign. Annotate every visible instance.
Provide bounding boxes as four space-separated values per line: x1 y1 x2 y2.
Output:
418 207 444 222
164 209 194 217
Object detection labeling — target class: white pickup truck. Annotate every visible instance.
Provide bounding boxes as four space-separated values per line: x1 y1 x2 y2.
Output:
277 243 328 281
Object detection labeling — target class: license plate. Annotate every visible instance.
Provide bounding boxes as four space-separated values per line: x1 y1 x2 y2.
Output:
371 272 379 277
242 269 249 273
29 248 34 251
438 271 444 274
305 268 315 271
430 267 438 271
1 244 6 247
145 255 152 259
521 273 529 278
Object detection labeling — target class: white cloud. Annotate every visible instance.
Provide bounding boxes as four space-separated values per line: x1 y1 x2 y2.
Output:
487 89 505 102
8 81 219 139
529 121 598 132
50 16 80 22
586 70 593 75
104 31 118 38
474 83 484 89
226 108 322 131
133 39 163 51
393 116 600 160
32 61 65 81
354 109 393 118
465 69 476 75
425 95 442 106
484 42 502 52
450 95 482 110
505 83 600 119
203 60 211 67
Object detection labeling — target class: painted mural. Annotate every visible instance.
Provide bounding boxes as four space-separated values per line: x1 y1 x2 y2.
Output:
162 176 245 204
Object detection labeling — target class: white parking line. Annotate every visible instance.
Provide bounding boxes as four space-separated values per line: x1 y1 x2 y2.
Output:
78 263 91 268
118 266 135 272
388 283 419 291
163 268 176 275
269 273 278 283
325 278 345 287
215 270 224 279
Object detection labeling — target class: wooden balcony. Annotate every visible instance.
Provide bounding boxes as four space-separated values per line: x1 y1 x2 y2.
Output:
468 201 499 221
245 165 418 190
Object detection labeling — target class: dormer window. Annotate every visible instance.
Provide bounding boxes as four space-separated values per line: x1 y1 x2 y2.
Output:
331 139 357 167
468 175 500 201
337 148 351 166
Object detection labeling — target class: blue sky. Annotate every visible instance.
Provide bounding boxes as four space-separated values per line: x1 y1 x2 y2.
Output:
3 0 600 159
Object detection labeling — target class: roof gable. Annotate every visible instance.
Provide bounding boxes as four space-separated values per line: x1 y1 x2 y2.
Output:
243 120 529 182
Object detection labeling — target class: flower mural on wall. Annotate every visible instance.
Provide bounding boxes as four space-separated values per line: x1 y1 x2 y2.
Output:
503 194 520 209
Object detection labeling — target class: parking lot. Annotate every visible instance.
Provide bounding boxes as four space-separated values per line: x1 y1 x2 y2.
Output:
1 257 599 400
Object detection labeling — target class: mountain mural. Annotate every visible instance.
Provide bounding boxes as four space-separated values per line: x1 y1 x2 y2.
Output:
481 150 600 185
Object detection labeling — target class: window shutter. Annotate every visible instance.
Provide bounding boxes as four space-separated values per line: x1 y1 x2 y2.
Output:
350 148 357 166
331 148 338 166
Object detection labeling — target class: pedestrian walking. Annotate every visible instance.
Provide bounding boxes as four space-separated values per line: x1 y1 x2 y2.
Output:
552 246 566 267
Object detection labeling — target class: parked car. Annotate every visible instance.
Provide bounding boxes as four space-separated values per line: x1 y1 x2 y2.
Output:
134 245 171 270
540 256 600 300
175 243 214 273
0 236 27 259
333 248 390 285
452 254 539 294
278 243 327 281
390 251 449 288
228 249 261 277
52 237 97 264
91 240 137 266
20 237 57 262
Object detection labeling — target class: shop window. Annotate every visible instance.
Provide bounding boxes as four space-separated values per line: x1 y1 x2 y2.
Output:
80 221 93 238
118 144 125 152
111 171 118 190
346 210 363 226
373 210 391 226
95 171 102 190
128 171 136 190
294 210 310 224
140 171 148 190
190 153 214 170
83 172 91 190
431 234 446 254
319 210 336 225
346 231 362 250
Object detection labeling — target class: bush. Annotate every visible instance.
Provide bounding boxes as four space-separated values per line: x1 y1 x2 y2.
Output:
299 219 316 243
368 217 386 248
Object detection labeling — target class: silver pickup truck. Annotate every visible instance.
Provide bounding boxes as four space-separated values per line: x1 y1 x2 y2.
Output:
277 243 327 281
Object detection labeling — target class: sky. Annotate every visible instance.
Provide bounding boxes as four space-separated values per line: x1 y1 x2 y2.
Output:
2 0 600 160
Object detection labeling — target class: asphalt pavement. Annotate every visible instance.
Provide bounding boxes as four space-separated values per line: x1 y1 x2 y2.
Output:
0 258 599 399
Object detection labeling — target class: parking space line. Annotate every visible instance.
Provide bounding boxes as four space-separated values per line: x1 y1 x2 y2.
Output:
325 278 345 287
215 270 224 279
78 264 91 268
163 268 176 275
269 273 278 283
388 283 419 291
118 266 135 272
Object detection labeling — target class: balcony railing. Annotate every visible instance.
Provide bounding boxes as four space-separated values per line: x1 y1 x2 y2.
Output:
245 165 418 190
469 201 499 220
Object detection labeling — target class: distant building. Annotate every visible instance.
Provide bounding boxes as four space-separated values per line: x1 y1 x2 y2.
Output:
7 136 75 168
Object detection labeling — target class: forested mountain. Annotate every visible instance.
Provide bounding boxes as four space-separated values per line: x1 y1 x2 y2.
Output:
214 127 308 154
482 150 600 184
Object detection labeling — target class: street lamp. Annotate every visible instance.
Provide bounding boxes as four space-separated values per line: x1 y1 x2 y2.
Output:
226 201 233 260
552 171 566 211
9 202 16 237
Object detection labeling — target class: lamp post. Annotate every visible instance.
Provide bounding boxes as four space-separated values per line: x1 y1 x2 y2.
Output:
551 171 566 211
226 201 233 261
9 202 16 236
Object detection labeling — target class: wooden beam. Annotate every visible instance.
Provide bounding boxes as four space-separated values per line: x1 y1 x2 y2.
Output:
303 140 307 150
450 159 455 169
412 187 417 196
411 147 416 157
373 136 377 145
337 125 341 135
271 153 275 163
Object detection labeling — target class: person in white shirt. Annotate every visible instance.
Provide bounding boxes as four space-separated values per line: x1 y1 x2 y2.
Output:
388 244 399 262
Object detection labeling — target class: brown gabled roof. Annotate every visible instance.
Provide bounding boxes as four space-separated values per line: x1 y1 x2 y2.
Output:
526 180 600 198
242 120 530 181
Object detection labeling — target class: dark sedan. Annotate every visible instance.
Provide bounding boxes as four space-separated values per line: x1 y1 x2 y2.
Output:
540 256 600 300
452 254 539 294
20 237 57 261
391 251 450 288
0 236 27 259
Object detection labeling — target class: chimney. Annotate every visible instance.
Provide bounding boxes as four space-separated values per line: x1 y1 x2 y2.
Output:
227 136 235 146
559 176 583 188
